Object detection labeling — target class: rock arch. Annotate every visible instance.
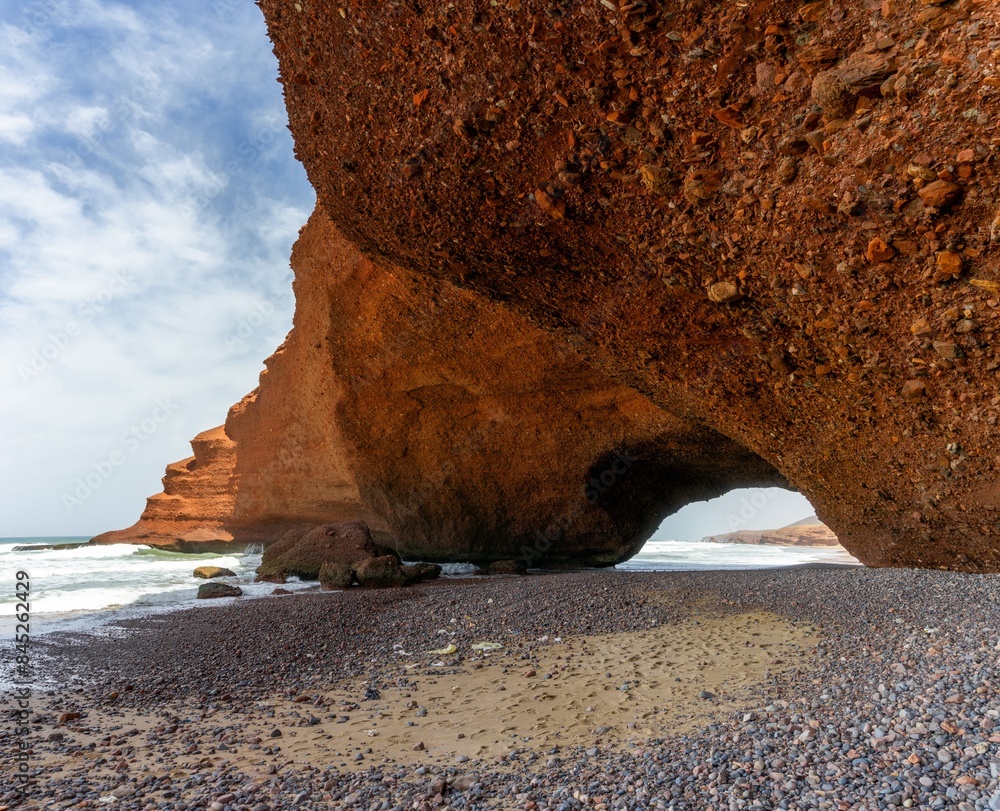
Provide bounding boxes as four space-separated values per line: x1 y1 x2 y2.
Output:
95 0 1000 572
97 211 786 566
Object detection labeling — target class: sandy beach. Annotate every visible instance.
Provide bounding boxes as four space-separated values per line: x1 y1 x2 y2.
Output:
4 567 1000 809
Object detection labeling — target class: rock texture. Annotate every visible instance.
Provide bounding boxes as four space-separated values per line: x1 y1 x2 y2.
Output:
196 583 242 599
249 0 1000 571
256 520 400 582
96 0 1000 571
92 426 242 551
95 211 785 567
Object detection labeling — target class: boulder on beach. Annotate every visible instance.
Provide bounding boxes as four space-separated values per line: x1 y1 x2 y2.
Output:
256 520 398 582
197 582 242 599
412 562 442 581
355 554 407 588
193 565 236 579
486 560 528 576
318 561 355 590
257 520 440 588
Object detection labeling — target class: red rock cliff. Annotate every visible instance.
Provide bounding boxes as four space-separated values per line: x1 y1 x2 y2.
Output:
94 426 240 549
99 0 1000 571
96 211 784 565
250 0 1000 570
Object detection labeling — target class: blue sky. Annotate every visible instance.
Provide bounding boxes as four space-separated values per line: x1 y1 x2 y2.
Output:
0 0 314 536
0 0 814 540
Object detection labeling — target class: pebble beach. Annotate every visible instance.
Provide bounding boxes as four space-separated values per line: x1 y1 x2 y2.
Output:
4 566 1000 810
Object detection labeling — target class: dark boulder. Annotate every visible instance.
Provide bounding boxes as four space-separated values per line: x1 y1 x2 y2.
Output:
355 555 407 588
486 560 528 576
256 520 398 581
319 561 355 590
413 562 442 580
197 582 242 599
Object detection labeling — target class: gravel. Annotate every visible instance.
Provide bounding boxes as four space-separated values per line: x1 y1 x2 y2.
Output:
3 566 1000 810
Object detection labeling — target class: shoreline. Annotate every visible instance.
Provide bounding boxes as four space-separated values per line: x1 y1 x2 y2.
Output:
5 567 1000 809
0 534 858 643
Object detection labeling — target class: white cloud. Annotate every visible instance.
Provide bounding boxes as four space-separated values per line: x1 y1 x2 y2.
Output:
0 0 313 537
0 113 34 144
63 105 110 139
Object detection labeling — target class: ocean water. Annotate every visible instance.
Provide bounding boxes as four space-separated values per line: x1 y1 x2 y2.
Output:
0 536 860 639
0 537 315 639
617 538 861 571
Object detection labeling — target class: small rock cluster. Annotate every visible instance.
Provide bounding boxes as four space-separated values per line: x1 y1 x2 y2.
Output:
255 520 441 589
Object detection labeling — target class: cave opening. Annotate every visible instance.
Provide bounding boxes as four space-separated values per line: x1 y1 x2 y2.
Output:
614 488 860 571
655 487 816 542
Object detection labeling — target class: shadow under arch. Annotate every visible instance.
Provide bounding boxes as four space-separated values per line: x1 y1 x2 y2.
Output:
578 431 792 567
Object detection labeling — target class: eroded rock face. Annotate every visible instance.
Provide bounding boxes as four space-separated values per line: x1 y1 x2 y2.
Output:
280 213 786 564
92 426 241 550
96 210 784 566
99 0 1000 571
253 0 1000 570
